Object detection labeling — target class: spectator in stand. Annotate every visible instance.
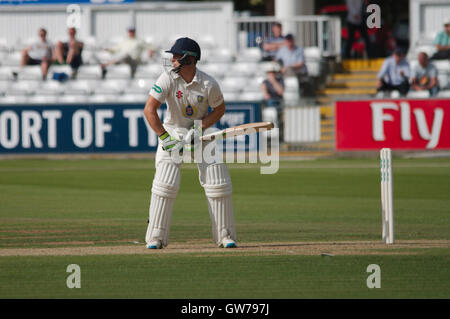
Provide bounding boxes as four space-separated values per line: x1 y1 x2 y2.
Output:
53 27 84 79
344 0 372 58
275 34 307 77
410 52 439 97
261 62 285 107
262 22 285 61
100 26 155 78
430 20 450 60
376 47 410 96
17 28 53 80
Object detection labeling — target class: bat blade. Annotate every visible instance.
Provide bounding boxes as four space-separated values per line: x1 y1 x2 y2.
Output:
200 122 274 141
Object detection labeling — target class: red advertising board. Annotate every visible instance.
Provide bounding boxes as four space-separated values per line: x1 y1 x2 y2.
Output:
336 99 450 150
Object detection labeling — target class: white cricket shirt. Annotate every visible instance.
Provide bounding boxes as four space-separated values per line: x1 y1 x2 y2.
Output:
149 68 224 131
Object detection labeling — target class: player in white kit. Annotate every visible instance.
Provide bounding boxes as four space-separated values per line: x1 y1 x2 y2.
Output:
143 37 237 249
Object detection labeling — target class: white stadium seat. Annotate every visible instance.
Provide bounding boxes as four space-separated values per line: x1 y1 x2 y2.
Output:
221 76 248 91
230 62 259 77
304 47 322 61
433 60 450 73
262 107 278 126
409 60 419 71
198 63 228 79
94 50 113 64
105 64 132 79
407 90 430 98
0 80 10 94
236 47 262 62
209 48 234 63
39 80 67 95
305 61 320 77
58 95 88 104
283 91 300 106
0 38 9 52
222 91 240 101
81 36 100 51
135 64 164 79
198 35 217 50
81 50 98 65
117 93 148 103
284 76 299 93
88 94 120 103
0 66 14 80
102 36 124 49
3 51 21 66
438 90 450 98
239 91 263 101
76 65 103 79
247 76 265 91
94 79 129 94
7 80 40 95
66 79 100 95
28 95 59 104
17 65 42 80
0 95 28 104
125 78 154 94
438 74 449 89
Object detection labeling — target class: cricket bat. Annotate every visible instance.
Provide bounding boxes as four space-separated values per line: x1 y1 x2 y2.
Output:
200 122 274 141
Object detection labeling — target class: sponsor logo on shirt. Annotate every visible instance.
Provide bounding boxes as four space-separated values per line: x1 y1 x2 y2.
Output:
152 84 162 94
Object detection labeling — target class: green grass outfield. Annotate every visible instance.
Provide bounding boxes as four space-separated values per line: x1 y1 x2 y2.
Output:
0 157 449 298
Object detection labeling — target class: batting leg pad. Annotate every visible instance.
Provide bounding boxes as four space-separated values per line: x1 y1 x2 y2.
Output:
203 163 236 246
145 161 180 247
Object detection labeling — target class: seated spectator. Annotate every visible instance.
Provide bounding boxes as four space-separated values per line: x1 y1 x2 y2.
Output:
376 47 410 96
430 20 450 60
17 28 53 80
100 26 155 78
275 34 308 95
262 22 285 61
275 34 308 77
410 52 439 97
261 62 285 107
53 27 84 79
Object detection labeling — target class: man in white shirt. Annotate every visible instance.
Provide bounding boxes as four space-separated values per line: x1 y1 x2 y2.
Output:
275 34 307 76
19 28 53 80
101 26 155 78
376 48 410 96
142 37 237 249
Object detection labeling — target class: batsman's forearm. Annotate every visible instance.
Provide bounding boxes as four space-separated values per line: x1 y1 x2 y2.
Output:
143 100 166 136
201 103 225 129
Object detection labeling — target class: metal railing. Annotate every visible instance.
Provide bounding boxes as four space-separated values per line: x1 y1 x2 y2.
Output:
231 15 341 59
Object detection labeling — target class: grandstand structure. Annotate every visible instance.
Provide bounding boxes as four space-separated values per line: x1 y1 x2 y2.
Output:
0 0 449 154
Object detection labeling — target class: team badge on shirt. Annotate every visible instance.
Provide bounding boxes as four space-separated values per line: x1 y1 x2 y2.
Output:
176 90 183 99
182 104 197 118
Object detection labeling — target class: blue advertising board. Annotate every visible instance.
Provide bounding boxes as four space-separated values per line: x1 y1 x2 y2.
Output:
0 102 261 154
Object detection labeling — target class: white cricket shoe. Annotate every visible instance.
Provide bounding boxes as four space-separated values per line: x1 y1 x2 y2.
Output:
146 239 163 249
220 237 237 248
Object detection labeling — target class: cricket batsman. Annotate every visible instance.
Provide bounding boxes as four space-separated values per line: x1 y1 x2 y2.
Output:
143 37 237 249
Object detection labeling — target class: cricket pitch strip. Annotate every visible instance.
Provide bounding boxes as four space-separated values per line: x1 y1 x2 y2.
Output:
0 240 448 257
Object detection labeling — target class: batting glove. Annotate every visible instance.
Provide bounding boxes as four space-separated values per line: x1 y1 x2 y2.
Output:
159 131 183 153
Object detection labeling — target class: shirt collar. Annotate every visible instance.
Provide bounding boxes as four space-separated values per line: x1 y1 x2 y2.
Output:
170 68 200 84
